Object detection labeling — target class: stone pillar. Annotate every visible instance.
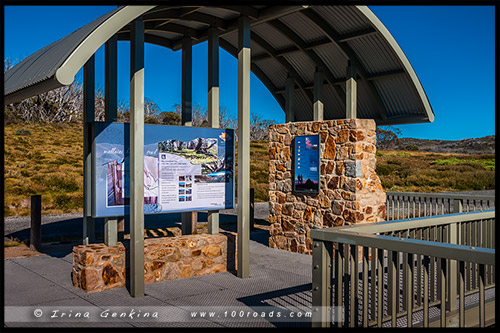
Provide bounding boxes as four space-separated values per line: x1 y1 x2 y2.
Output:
268 119 386 255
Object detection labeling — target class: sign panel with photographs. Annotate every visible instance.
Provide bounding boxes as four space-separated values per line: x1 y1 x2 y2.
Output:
293 135 320 193
92 122 234 217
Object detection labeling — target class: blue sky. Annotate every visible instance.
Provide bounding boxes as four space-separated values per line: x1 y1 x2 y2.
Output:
4 5 495 140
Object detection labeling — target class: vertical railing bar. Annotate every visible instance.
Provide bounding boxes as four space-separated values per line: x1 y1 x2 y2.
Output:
440 258 447 327
354 245 359 327
430 226 435 302
406 253 413 328
370 246 377 322
397 197 400 220
402 232 408 312
348 245 355 327
335 243 343 327
362 247 369 327
412 197 416 218
389 251 397 327
416 229 422 308
377 248 384 328
343 244 350 327
479 264 485 327
423 256 429 327
471 221 476 291
459 261 465 327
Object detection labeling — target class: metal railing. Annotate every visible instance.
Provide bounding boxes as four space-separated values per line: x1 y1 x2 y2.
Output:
311 210 495 328
385 191 494 220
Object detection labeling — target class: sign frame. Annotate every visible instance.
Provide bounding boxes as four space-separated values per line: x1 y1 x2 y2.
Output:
91 122 235 218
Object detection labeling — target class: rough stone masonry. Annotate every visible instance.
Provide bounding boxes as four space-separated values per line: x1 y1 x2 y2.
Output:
268 119 386 255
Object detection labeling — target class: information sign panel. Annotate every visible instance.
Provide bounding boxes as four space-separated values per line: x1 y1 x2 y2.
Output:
293 135 320 193
92 122 234 217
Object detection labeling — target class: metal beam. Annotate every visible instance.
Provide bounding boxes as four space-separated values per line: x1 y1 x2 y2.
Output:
104 34 118 247
130 17 145 298
145 22 204 40
313 68 324 121
337 27 377 42
208 27 220 235
105 34 118 121
250 32 313 103
218 39 285 111
83 55 95 245
181 36 195 235
285 74 295 122
181 37 193 125
268 19 346 112
346 61 357 119
171 6 305 50
301 9 387 120
237 15 251 279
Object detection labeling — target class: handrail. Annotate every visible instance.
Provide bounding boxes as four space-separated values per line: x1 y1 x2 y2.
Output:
310 228 495 265
334 210 495 234
386 191 495 201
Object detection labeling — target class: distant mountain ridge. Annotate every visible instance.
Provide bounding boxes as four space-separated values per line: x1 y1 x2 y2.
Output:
377 135 495 155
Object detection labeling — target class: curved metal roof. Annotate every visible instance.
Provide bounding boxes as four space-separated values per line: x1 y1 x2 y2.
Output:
4 5 434 125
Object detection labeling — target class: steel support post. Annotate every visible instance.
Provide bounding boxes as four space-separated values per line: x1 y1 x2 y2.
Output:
83 55 95 245
312 240 332 327
104 34 118 246
181 36 195 235
130 18 145 297
237 15 251 278
207 27 220 235
285 74 295 122
346 61 357 119
313 68 324 121
447 200 462 311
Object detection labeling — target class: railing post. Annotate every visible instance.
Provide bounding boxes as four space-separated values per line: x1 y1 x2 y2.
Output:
30 195 42 251
312 239 332 327
446 200 461 312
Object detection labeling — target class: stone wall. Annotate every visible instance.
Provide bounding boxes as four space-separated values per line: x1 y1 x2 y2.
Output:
268 119 386 255
72 233 232 293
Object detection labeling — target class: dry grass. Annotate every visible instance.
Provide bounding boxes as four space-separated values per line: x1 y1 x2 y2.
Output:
4 123 494 216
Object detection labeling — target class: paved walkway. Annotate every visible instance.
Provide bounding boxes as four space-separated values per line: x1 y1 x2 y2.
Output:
4 229 314 328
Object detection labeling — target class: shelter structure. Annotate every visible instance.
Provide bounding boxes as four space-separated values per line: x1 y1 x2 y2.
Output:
4 5 433 297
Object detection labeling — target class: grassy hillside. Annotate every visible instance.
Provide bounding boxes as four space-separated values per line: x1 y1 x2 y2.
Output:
4 124 495 217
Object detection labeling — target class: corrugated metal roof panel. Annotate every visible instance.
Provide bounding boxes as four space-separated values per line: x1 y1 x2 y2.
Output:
252 23 293 50
278 12 326 44
348 34 402 74
253 57 287 88
313 43 348 80
322 84 344 119
374 75 424 118
5 7 121 96
282 52 315 84
294 90 313 121
316 6 372 35
198 7 239 20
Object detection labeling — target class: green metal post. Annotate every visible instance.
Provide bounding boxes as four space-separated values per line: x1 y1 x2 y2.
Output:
104 34 118 246
312 240 332 327
237 15 251 279
313 67 324 121
83 55 95 245
346 61 357 119
207 27 220 235
130 17 145 297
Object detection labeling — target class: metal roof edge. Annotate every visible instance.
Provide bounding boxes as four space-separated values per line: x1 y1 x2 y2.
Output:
356 6 435 123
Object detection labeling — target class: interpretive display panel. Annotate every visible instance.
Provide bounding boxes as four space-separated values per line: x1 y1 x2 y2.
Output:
293 135 320 193
92 122 234 217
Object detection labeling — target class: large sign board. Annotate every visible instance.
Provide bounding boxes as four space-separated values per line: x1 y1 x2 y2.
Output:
293 135 320 193
92 122 234 217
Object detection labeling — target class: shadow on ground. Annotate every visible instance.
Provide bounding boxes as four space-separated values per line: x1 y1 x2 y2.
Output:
5 212 270 259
